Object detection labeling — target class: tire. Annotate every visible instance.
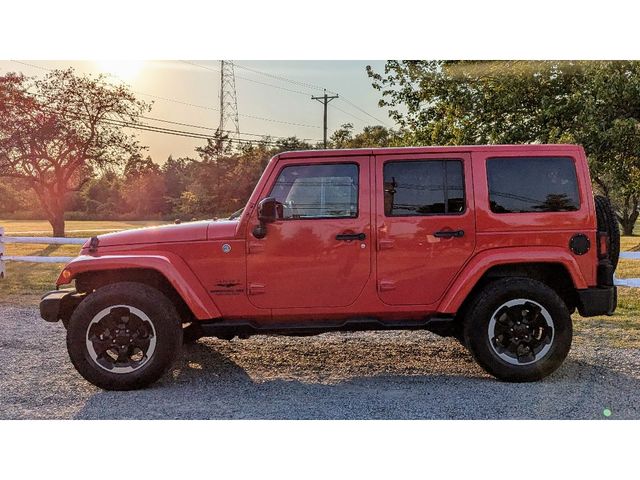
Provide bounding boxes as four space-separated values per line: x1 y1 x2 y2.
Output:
463 278 572 382
66 282 183 390
182 323 204 344
594 195 620 269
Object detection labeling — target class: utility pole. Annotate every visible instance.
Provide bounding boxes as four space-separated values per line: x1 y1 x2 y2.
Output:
312 89 339 148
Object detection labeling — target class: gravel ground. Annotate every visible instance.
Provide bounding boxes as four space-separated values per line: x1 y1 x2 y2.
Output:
1 304 639 419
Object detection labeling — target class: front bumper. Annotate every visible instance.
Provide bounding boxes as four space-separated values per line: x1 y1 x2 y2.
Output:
576 286 617 317
40 289 84 324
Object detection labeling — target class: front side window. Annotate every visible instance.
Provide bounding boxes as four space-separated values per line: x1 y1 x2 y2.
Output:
487 157 580 213
269 163 359 219
383 160 465 216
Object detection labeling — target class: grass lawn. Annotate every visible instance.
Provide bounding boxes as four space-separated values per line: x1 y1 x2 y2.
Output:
1 218 639 348
1 219 166 304
573 235 640 349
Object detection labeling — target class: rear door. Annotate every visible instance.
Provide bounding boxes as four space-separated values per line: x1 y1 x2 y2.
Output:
375 152 476 305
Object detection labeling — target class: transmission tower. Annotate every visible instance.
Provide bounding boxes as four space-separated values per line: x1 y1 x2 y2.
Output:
218 60 240 143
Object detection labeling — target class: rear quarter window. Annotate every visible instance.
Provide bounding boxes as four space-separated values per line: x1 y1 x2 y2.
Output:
487 157 580 213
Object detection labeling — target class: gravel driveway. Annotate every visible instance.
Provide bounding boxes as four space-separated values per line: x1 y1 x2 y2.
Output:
1 304 639 419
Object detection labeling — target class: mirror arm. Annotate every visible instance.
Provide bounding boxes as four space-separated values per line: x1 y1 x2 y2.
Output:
252 222 267 239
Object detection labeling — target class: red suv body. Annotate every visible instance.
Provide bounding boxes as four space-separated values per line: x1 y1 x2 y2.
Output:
41 144 619 390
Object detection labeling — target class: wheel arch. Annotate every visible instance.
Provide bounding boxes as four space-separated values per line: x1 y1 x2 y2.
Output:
58 254 222 321
439 247 586 316
75 269 195 324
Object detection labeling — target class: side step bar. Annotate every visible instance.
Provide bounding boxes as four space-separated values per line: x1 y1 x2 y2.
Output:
186 316 457 341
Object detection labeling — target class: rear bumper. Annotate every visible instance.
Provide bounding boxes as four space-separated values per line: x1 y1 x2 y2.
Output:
576 286 617 317
40 289 84 324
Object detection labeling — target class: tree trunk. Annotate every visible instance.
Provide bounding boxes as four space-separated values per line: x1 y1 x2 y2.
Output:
621 208 638 236
46 196 66 237
49 213 65 237
616 194 639 236
34 182 67 237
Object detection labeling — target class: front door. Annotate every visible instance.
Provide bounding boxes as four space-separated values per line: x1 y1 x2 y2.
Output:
246 156 372 309
375 152 475 305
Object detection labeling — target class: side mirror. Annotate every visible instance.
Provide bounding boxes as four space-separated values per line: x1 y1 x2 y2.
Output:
253 197 282 239
257 197 279 224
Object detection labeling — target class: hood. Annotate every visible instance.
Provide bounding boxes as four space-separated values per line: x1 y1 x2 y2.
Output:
95 221 213 247
88 220 241 249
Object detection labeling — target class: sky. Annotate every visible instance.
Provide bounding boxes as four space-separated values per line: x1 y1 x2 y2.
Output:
0 60 392 163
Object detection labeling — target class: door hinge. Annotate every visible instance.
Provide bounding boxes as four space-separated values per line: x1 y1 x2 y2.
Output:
248 242 265 254
248 283 266 295
378 280 396 292
378 239 395 250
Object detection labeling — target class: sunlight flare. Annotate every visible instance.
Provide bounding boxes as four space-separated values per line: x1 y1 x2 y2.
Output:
95 60 145 80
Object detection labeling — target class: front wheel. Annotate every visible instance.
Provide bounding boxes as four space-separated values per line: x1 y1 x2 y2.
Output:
463 278 572 382
66 282 183 390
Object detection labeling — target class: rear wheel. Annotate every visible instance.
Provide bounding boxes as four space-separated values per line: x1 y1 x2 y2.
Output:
463 278 572 382
66 282 183 390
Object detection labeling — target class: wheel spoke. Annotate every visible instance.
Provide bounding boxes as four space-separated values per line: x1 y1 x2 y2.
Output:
523 302 541 322
131 335 151 352
492 334 508 352
495 306 512 325
116 346 131 364
516 343 535 363
109 307 132 336
89 337 113 357
541 325 553 344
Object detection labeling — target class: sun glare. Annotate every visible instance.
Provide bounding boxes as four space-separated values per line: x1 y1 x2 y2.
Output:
96 61 145 80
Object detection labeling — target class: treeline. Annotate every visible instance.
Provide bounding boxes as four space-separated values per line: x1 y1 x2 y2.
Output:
4 62 640 235
0 124 396 221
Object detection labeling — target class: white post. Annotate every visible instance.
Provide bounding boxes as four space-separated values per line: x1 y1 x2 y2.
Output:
0 226 5 279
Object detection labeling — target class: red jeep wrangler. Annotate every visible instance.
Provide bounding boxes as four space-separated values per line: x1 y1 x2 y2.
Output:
41 144 619 390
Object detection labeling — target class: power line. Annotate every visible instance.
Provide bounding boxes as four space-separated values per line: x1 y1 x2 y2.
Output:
134 89 319 129
187 60 388 130
230 61 333 94
139 115 321 141
9 60 322 130
229 60 392 128
4 75 322 142
329 103 370 125
3 100 295 147
10 60 50 72
182 60 312 96
90 117 286 147
338 96 391 127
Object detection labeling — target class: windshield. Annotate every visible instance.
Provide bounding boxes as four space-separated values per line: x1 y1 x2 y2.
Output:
228 208 244 220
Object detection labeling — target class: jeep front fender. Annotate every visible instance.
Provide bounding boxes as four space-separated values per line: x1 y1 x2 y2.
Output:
56 254 222 320
437 247 589 314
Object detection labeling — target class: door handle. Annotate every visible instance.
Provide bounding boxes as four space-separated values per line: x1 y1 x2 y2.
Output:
434 230 464 238
336 232 366 241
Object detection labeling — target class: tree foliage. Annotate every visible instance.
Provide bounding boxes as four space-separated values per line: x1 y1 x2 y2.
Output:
368 61 640 234
0 68 150 235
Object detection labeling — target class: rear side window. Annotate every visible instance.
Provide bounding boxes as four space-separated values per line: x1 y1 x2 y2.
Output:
383 160 465 216
487 157 580 213
269 163 359 219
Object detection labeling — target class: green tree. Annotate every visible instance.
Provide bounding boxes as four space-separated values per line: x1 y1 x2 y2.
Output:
368 60 640 234
121 155 168 217
330 123 401 148
81 170 124 216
